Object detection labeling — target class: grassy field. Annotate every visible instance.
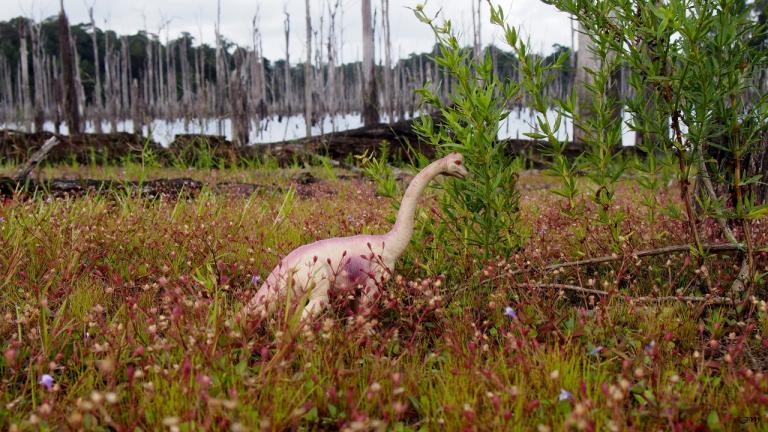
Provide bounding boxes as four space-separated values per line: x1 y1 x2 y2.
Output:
1 165 767 431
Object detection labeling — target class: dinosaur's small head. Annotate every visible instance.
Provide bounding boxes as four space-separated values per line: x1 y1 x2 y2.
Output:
443 152 469 179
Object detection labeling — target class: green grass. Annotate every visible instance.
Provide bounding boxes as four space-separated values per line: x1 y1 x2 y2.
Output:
1 166 767 431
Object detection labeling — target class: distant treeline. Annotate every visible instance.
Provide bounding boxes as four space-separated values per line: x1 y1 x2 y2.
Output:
0 11 573 145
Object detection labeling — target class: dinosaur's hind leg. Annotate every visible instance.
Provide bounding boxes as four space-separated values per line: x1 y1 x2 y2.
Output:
300 279 331 321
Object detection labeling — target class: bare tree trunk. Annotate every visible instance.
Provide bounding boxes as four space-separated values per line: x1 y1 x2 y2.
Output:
230 52 249 147
0 57 13 117
361 0 379 126
304 0 313 141
180 34 192 130
145 33 155 117
315 13 324 136
471 0 483 62
59 1 81 134
30 22 46 132
156 35 164 116
250 12 267 127
327 1 340 132
215 0 227 135
120 37 130 121
88 7 103 133
166 28 177 120
104 30 118 132
131 78 142 134
51 58 63 133
72 32 86 127
283 7 292 116
382 0 394 123
19 19 32 131
195 26 209 132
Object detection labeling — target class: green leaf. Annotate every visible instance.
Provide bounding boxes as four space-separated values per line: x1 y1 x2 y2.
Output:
746 204 768 220
328 404 338 418
707 411 722 430
524 132 547 140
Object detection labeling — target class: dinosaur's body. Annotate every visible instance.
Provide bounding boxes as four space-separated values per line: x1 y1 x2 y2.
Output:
247 153 468 319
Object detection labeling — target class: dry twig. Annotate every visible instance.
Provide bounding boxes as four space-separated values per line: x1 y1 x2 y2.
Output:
514 282 736 305
510 243 745 276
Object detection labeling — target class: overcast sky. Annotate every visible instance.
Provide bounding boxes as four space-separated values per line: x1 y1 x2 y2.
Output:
4 0 572 62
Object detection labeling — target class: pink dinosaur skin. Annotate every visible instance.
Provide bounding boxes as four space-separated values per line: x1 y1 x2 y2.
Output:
251 235 383 304
246 153 469 319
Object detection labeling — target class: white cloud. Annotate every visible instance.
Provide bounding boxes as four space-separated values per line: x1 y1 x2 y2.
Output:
5 0 572 61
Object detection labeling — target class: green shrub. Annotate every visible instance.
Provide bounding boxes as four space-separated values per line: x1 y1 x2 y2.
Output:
413 6 524 259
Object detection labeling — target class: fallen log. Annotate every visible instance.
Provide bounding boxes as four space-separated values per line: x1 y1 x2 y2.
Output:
2 114 586 167
0 177 203 198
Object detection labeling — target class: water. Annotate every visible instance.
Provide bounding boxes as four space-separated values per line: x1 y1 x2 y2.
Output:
2 108 637 147
498 108 637 147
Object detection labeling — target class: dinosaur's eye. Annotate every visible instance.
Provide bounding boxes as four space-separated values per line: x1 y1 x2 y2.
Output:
454 160 462 166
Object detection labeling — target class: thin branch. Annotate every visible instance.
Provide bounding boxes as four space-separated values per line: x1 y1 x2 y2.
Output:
510 243 745 276
15 136 59 182
514 282 736 305
630 295 736 305
513 282 607 296
696 147 740 245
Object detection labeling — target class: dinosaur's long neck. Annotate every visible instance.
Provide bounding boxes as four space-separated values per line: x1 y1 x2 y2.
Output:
383 159 444 260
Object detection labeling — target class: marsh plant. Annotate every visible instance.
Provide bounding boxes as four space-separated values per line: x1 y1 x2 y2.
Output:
412 6 524 259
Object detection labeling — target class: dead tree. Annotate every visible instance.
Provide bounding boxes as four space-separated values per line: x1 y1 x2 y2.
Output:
471 0 482 62
304 0 313 140
361 0 379 126
215 0 227 135
164 24 177 120
180 34 192 129
19 19 32 131
283 7 292 117
382 0 394 123
131 79 142 134
250 11 268 126
327 1 341 132
58 0 81 134
30 22 46 132
88 6 103 133
0 57 13 117
104 29 116 132
120 37 130 120
314 14 324 135
230 57 249 147
146 31 157 117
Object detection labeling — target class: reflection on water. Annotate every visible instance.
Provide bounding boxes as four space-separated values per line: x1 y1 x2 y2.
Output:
2 108 637 147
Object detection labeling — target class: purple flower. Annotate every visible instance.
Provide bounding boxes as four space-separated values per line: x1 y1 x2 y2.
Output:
644 341 655 353
0 217 5 224
590 346 604 356
504 306 517 319
251 275 262 286
539 228 546 236
558 388 572 401
39 374 54 391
